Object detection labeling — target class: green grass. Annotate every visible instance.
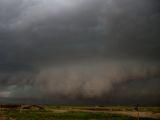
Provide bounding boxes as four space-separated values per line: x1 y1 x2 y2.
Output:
4 109 157 120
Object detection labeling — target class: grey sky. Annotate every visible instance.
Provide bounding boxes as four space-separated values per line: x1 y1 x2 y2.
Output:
0 0 160 105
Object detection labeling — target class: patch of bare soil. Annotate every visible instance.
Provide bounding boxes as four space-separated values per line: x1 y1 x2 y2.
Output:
108 111 160 119
49 108 160 119
0 111 15 120
0 113 7 120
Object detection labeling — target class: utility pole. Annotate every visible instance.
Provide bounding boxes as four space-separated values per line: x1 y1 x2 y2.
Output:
135 104 139 120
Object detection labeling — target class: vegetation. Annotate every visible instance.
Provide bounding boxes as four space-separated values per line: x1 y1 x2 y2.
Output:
3 108 157 120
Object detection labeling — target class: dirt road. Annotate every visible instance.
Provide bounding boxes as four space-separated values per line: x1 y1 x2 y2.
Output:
109 111 160 119
50 108 160 119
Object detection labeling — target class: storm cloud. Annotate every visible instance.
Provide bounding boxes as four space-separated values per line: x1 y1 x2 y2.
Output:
0 0 160 105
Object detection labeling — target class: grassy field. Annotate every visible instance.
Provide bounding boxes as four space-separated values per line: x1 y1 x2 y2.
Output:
45 106 160 113
1 106 160 120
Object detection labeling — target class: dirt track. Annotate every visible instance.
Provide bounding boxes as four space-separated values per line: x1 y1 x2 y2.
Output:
50 108 160 119
109 111 160 119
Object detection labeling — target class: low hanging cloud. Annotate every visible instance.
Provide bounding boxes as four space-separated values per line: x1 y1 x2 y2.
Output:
35 60 160 98
0 60 160 100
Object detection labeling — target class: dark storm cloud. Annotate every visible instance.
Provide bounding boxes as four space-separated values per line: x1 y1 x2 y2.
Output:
1 0 160 63
0 0 160 104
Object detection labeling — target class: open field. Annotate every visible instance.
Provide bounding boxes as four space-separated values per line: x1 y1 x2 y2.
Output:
0 105 160 120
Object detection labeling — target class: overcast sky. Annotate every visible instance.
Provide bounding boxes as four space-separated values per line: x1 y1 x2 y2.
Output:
0 0 160 105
